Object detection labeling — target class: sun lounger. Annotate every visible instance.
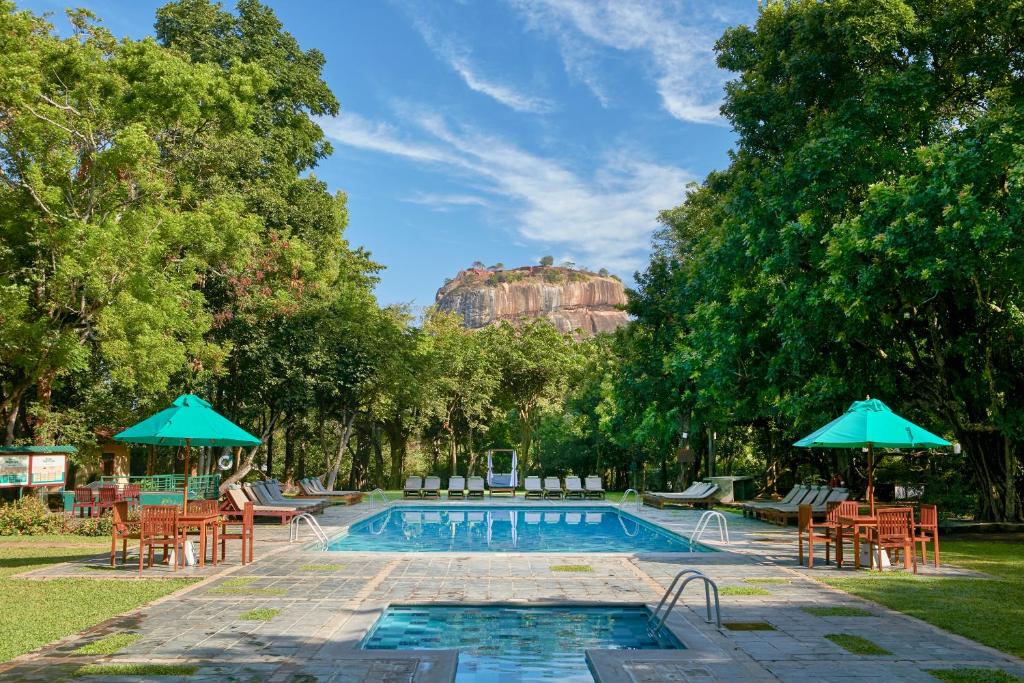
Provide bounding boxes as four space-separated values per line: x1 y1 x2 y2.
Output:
523 476 543 499
584 475 605 499
467 476 485 498
762 486 834 525
642 482 721 508
223 487 299 524
741 484 807 517
297 478 364 504
564 476 585 499
543 477 563 499
403 475 423 498
448 476 465 499
266 480 326 511
422 476 441 498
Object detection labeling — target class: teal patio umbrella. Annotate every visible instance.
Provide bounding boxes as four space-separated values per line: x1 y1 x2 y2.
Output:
114 394 260 509
793 397 950 513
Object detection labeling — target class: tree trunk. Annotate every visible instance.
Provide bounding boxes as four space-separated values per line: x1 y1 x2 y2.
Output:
219 410 280 494
283 421 295 484
448 428 457 477
348 426 371 491
518 406 533 472
326 413 356 490
372 424 384 488
266 427 274 477
386 420 407 489
958 427 1021 522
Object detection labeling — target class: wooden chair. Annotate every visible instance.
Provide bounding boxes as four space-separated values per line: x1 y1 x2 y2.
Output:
220 501 255 565
913 503 940 568
138 505 185 575
870 507 917 573
95 485 119 516
187 499 219 515
109 501 139 566
122 483 142 510
72 487 95 517
798 503 846 567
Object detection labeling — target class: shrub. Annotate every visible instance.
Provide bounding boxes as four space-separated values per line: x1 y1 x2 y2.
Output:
0 496 112 536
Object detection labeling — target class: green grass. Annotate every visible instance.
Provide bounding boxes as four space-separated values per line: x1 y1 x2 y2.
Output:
0 536 196 662
72 633 142 656
74 663 197 677
824 633 891 655
718 586 771 596
239 607 279 621
743 577 790 585
823 539 1024 657
551 565 592 572
802 606 874 617
207 577 286 596
299 564 344 571
927 669 1024 683
723 622 776 631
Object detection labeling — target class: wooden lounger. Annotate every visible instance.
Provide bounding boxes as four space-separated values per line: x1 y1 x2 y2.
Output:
223 488 299 524
642 483 721 509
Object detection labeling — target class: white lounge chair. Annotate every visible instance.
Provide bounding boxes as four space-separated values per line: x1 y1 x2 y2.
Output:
422 476 441 498
523 476 543 499
448 476 465 499
642 483 721 508
564 476 585 499
584 476 605 499
403 475 423 498
741 484 807 517
467 476 485 498
543 477 563 500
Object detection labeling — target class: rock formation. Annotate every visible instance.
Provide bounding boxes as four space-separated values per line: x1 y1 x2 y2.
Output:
435 266 630 336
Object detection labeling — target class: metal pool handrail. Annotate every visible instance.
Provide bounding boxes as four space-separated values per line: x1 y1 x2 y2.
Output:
368 488 389 510
619 488 641 512
648 568 722 634
289 512 328 546
691 510 730 544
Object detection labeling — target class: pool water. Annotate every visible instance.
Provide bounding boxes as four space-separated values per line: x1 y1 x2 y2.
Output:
361 605 683 682
325 506 708 552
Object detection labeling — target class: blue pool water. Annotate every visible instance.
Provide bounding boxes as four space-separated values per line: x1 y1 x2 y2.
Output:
361 605 683 682
325 506 709 552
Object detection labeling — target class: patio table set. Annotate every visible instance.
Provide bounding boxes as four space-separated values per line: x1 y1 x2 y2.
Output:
71 482 141 517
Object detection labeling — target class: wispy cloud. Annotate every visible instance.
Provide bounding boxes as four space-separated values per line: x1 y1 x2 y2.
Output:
412 16 554 114
320 110 692 272
403 192 491 211
511 0 735 124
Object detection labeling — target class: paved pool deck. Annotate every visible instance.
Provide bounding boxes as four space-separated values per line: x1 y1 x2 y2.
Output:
1 498 1022 682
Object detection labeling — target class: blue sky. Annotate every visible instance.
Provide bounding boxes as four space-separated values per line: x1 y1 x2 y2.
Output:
25 0 757 309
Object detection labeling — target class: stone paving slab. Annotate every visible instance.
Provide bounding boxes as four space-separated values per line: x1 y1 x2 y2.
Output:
2 499 1023 682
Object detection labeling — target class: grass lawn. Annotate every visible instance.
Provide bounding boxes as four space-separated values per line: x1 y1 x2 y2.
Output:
824 538 1024 657
0 535 196 662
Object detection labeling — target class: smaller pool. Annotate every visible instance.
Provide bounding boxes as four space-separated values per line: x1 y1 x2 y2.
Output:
361 605 682 682
326 506 709 553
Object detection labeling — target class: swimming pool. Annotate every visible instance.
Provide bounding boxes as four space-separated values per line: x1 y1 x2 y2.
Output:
325 506 709 552
361 605 683 682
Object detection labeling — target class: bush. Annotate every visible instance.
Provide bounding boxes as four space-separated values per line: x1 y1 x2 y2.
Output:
0 496 112 536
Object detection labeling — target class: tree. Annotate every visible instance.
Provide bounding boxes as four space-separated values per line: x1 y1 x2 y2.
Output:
539 255 554 267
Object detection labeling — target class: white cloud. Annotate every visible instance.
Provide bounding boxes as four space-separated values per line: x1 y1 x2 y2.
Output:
403 193 492 211
321 110 693 273
511 0 733 124
412 17 554 114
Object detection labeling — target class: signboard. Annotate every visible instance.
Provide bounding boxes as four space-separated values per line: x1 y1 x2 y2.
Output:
30 455 66 485
0 455 29 487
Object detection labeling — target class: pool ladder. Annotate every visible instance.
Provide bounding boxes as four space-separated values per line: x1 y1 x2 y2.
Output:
619 488 641 513
289 512 328 546
691 510 729 544
648 568 722 637
368 487 390 510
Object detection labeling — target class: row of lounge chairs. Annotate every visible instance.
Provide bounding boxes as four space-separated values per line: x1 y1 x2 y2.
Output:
222 479 346 523
403 475 606 499
741 484 850 525
643 481 721 509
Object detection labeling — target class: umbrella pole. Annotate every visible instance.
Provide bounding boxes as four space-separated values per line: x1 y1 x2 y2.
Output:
867 444 875 516
183 438 191 513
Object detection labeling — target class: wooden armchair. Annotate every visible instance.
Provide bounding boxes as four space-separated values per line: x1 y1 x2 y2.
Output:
870 507 916 573
110 501 139 567
122 483 142 510
95 485 119 516
799 502 854 568
220 501 254 565
913 503 940 568
71 487 95 518
138 505 184 575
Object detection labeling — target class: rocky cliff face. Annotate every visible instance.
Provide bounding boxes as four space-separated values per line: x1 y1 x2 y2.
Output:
435 266 630 336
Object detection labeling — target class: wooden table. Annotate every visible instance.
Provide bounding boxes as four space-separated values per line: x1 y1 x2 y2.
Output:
836 514 878 569
176 512 220 567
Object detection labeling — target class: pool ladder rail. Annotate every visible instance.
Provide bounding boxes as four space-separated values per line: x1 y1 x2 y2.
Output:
289 512 329 547
619 488 641 513
368 487 390 510
690 510 729 544
648 568 723 637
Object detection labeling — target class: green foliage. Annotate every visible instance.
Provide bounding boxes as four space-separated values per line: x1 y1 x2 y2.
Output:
539 255 554 267
74 663 196 677
0 497 110 536
239 607 278 621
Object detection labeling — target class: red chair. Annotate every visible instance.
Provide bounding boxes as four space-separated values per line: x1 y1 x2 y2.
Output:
799 501 856 567
913 503 940 568
122 484 142 510
71 487 96 517
870 507 917 573
138 505 185 575
220 501 254 565
95 485 119 516
110 501 139 566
